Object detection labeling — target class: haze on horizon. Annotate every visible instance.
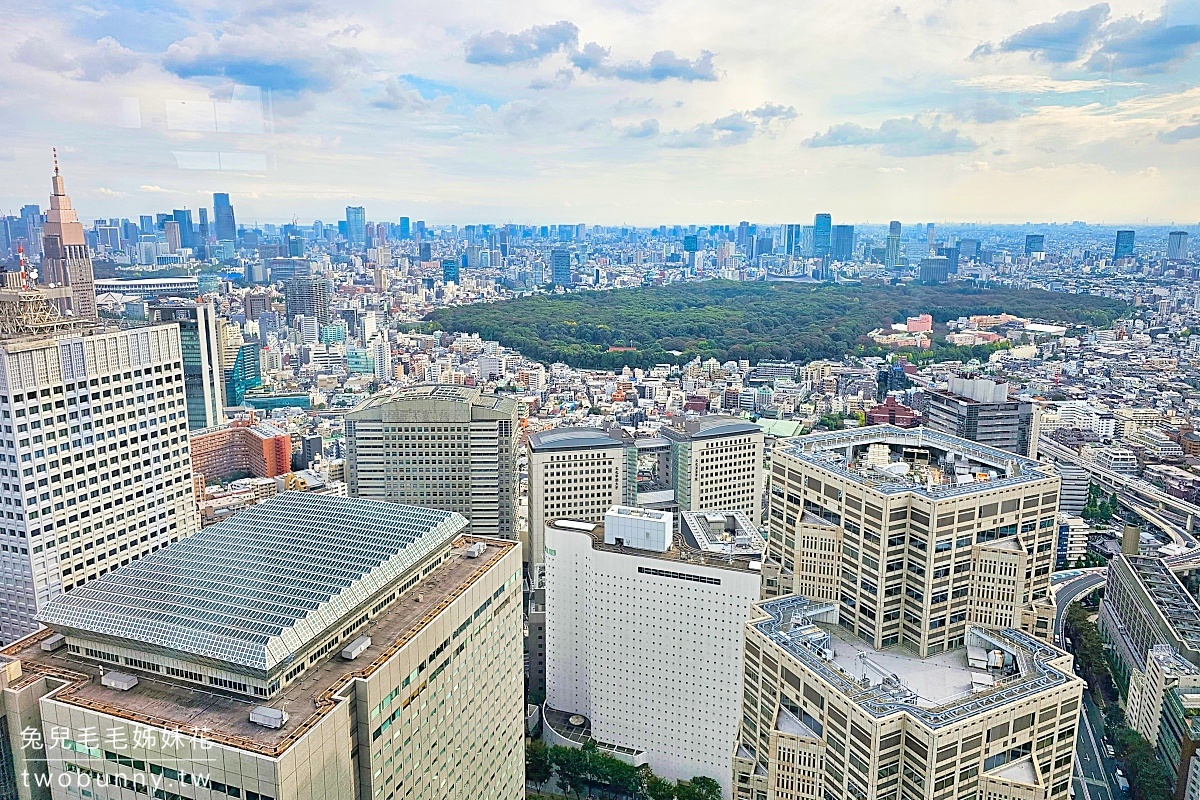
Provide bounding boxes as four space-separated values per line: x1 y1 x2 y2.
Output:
3 0 1199 225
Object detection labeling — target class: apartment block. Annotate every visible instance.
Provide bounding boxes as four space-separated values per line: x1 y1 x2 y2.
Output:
765 426 1060 657
735 596 1084 800
189 420 293 483
0 493 524 800
543 507 762 794
0 324 198 643
346 385 519 538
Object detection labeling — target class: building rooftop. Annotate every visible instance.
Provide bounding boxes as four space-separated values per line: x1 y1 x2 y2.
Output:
681 510 767 557
752 595 1076 728
780 425 1052 498
350 383 516 415
1126 555 1200 653
528 426 628 452
548 517 763 574
37 493 468 672
662 415 763 441
4 537 514 757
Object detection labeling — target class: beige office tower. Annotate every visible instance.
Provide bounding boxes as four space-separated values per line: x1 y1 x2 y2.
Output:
734 596 1084 800
662 417 765 524
525 425 636 566
765 426 1060 657
0 493 524 800
0 324 197 643
346 385 519 538
40 159 97 322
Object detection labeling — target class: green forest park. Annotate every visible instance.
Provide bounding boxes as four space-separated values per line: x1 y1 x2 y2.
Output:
425 281 1127 370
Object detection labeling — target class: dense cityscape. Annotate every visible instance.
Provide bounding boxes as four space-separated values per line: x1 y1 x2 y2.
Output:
0 160 1198 800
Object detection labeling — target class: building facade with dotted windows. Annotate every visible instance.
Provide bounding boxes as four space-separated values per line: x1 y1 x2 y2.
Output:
0 324 198 644
543 509 762 796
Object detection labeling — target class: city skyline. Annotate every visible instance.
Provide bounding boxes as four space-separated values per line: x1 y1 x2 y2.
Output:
2 0 1199 223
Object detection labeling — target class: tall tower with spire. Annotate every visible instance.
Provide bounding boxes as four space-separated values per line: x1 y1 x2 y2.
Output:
40 150 97 321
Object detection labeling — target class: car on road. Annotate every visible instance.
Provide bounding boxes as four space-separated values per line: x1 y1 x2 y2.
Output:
1106 743 1115 758
1115 769 1130 793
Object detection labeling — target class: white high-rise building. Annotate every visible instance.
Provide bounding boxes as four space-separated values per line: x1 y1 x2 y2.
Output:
0 324 198 643
543 507 762 795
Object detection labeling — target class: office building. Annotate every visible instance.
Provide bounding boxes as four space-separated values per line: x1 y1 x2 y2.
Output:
39 161 97 322
812 214 831 260
1115 229 1136 260
918 256 950 284
783 224 803 256
1099 555 1200 799
958 238 981 261
148 300 225 430
550 247 571 286
526 425 637 566
172 209 195 251
661 416 765 524
1168 231 1189 261
399 216 411 239
885 221 902 269
543 508 762 794
346 385 519 538
345 206 366 246
831 224 855 261
213 192 236 242
925 376 1033 456
1052 461 1089 514
735 594 1084 800
0 492 524 800
442 258 459 284
284 276 331 325
189 420 292 483
1024 234 1045 257
764 426 1061 654
0 324 198 643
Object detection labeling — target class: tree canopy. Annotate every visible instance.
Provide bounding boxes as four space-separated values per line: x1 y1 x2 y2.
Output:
425 281 1126 370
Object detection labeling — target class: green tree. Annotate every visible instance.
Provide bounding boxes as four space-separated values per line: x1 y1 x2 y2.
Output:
526 739 552 790
675 776 722 800
645 775 676 800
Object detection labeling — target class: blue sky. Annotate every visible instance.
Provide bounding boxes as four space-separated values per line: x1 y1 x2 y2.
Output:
2 0 1199 223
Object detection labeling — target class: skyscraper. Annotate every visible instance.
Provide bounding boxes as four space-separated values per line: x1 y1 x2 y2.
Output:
39 159 97 321
172 208 196 251
918 255 950 284
1115 229 1135 260
213 192 236 241
661 416 765 524
442 258 460 284
1025 233 1045 257
0 324 197 642
926 221 937 254
885 220 902 268
345 205 366 246
544 508 762 793
1168 230 1189 261
812 213 832 260
346 385 520 539
148 299 226 430
831 224 855 261
550 246 571 286
783 223 803 256
198 206 210 241
399 216 411 239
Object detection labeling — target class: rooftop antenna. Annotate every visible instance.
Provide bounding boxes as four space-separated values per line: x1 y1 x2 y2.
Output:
52 147 59 176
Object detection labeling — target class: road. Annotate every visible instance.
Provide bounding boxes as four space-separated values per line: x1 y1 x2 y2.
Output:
1052 572 1124 800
